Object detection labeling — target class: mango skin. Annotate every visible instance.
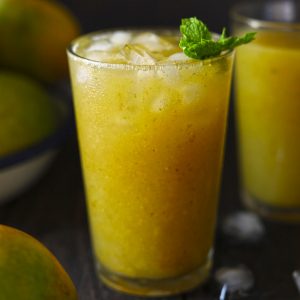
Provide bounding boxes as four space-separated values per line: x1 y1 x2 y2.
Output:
0 0 80 82
0 71 58 157
0 225 78 300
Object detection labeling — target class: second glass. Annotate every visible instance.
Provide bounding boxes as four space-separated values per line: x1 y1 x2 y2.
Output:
231 1 300 221
68 30 233 296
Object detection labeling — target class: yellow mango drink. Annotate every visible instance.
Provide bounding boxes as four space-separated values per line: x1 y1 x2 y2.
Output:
68 28 233 295
232 2 300 221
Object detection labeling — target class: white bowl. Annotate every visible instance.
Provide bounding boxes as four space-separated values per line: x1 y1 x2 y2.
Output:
0 150 57 204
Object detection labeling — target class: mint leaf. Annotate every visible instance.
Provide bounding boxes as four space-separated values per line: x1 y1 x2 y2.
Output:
180 17 212 42
179 17 256 60
218 28 256 50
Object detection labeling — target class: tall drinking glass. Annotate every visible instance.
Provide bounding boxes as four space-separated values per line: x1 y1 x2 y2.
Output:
231 1 300 222
67 30 233 296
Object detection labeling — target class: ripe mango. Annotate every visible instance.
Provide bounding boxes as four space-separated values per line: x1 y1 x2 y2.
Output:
0 0 80 82
0 71 58 157
0 225 78 300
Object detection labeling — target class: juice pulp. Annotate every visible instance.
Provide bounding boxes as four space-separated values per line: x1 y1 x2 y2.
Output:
68 31 233 282
235 31 300 210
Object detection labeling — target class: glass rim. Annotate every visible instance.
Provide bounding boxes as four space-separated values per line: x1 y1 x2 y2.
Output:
230 0 300 31
67 28 234 71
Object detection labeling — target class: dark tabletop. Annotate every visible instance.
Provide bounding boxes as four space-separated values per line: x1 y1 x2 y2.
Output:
0 103 300 300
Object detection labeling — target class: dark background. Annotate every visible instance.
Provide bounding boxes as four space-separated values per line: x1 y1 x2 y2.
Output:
60 0 241 34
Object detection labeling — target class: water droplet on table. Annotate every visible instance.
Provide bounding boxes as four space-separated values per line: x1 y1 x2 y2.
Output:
222 211 265 243
293 270 300 294
215 265 254 293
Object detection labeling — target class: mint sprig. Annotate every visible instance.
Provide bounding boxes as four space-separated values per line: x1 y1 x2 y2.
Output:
179 17 256 60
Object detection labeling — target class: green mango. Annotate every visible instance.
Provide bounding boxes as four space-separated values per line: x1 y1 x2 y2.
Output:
0 71 58 157
0 0 80 82
0 225 78 300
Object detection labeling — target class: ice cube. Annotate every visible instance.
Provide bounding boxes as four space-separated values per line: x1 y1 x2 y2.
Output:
181 84 203 105
121 44 156 65
215 266 254 293
85 51 110 62
110 31 132 46
86 39 113 52
167 52 190 62
91 33 110 41
293 270 300 294
132 32 174 52
76 66 90 83
158 66 181 87
223 211 265 243
151 96 168 112
85 50 126 64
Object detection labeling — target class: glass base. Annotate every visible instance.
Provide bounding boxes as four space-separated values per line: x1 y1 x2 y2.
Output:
96 252 212 297
242 190 300 223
